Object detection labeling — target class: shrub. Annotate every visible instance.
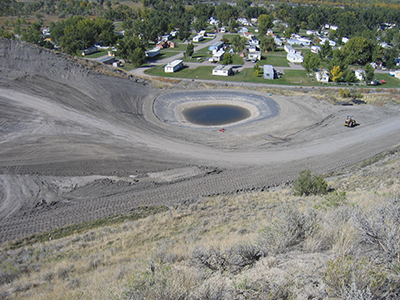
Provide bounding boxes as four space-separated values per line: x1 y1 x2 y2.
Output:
292 170 328 196
190 243 262 274
258 204 318 254
122 263 192 300
342 280 372 300
323 256 386 298
352 198 400 263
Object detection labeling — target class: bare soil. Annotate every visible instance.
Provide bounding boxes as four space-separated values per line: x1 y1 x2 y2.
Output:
1 38 400 244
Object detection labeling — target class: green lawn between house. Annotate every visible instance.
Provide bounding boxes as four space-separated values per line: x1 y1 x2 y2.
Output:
84 50 109 58
143 64 398 88
259 54 290 67
146 51 181 62
373 73 400 88
144 65 315 85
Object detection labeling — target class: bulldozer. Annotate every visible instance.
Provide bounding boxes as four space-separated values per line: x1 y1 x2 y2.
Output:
344 115 356 127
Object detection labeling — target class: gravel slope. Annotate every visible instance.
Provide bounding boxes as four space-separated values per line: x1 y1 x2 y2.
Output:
0 38 399 243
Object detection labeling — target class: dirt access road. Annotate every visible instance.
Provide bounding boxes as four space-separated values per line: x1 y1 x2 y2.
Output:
0 38 399 244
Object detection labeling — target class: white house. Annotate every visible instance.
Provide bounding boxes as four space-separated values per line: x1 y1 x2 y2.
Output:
248 51 261 61
170 31 179 38
249 36 259 46
145 47 160 57
355 69 366 81
238 27 248 34
395 70 400 79
311 46 321 54
263 65 275 80
81 47 98 56
274 37 283 46
320 38 336 47
287 52 304 63
287 38 311 46
315 70 330 83
248 45 257 53
212 49 225 62
342 37 349 43
193 35 204 42
164 60 183 73
212 65 233 76
284 44 296 54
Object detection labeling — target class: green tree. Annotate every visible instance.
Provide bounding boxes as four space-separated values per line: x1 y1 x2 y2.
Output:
116 35 144 63
364 63 374 82
20 22 42 45
302 53 321 73
185 42 194 59
293 170 328 196
284 27 294 39
342 36 374 65
129 47 145 68
193 16 207 33
320 40 333 60
0 27 15 39
231 35 246 52
178 21 190 41
277 9 289 21
254 63 260 77
343 69 356 83
228 19 239 33
384 47 398 69
215 3 238 26
259 35 276 52
258 14 274 35
222 52 233 65
94 18 116 46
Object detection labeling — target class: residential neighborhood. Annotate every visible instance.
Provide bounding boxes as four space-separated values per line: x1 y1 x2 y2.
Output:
2 0 400 87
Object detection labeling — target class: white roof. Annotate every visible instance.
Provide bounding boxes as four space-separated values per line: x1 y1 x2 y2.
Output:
166 60 183 67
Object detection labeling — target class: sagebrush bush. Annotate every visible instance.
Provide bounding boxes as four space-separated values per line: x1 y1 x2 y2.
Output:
122 262 193 300
190 243 262 274
258 204 318 254
352 198 400 263
323 256 387 298
292 170 328 196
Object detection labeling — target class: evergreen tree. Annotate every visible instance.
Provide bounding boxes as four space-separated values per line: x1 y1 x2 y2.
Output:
185 42 194 58
222 52 233 65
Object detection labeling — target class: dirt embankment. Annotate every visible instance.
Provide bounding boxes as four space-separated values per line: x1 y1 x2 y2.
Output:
0 38 399 244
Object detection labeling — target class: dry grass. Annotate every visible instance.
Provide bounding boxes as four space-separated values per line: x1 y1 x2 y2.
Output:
1 150 400 299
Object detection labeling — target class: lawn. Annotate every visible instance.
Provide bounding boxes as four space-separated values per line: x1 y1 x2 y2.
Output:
84 50 109 58
146 51 181 62
145 65 215 78
144 64 314 86
182 52 210 63
374 73 400 88
260 53 289 67
222 34 238 43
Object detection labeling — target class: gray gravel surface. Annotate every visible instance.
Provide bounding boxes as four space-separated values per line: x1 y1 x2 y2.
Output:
0 38 399 244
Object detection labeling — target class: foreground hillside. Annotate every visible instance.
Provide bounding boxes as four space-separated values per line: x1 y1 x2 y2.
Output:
1 38 400 299
0 148 399 299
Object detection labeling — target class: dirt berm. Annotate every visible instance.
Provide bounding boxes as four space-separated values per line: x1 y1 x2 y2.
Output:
0 38 399 243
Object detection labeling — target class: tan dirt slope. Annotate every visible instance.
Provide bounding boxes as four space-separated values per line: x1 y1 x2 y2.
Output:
0 38 399 243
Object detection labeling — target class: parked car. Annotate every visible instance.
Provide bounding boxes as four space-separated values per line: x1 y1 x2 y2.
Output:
380 79 386 84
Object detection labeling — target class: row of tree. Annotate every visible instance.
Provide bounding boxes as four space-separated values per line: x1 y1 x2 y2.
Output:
302 35 399 83
2 0 400 44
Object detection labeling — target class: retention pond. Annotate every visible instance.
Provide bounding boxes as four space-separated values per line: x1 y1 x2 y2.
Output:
182 104 251 126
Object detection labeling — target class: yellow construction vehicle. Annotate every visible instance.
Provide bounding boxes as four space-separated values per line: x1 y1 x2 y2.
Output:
344 115 356 127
